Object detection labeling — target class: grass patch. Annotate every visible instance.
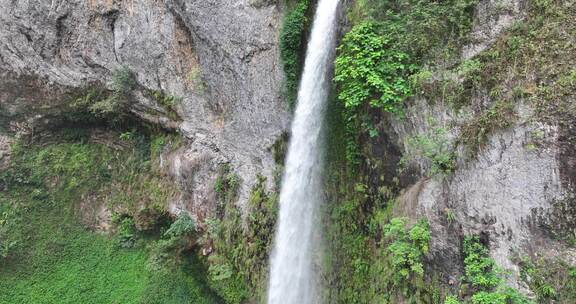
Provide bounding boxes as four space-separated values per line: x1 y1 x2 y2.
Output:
0 135 220 303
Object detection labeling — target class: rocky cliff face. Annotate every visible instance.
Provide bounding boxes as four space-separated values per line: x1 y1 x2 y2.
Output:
0 0 290 218
2 0 575 301
386 0 576 295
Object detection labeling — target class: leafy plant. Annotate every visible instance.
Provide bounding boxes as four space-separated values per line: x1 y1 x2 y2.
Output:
518 255 575 303
146 213 196 272
471 291 508 304
349 0 479 64
334 22 416 163
335 22 414 114
383 218 431 284
463 236 500 289
164 213 195 239
444 295 461 304
457 236 534 304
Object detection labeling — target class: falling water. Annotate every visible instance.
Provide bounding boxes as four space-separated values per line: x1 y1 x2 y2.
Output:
267 1 340 303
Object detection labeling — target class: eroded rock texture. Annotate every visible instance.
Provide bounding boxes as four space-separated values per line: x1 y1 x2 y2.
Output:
386 1 576 293
0 0 289 216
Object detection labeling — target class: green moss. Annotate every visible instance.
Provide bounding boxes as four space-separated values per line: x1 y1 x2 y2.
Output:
146 89 182 121
401 122 456 176
206 172 278 303
280 0 311 106
459 99 516 155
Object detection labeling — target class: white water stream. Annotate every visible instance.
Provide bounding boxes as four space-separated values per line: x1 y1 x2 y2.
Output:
267 1 340 303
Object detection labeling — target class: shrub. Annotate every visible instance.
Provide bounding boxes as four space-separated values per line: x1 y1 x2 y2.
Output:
350 0 479 64
383 218 430 284
460 236 534 304
112 66 137 95
68 67 137 120
334 22 414 114
471 291 508 304
147 213 196 272
334 22 416 163
164 213 195 239
116 216 137 248
463 236 500 289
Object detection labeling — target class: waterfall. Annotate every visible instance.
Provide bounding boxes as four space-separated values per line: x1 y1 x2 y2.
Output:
267 1 340 303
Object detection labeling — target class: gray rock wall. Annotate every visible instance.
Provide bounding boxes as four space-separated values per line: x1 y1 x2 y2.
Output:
388 0 576 291
0 0 290 216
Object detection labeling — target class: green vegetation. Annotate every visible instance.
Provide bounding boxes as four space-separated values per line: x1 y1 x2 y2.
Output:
280 0 311 106
518 256 576 303
445 295 462 304
402 122 456 176
112 66 138 95
334 22 415 162
414 0 576 154
324 170 440 303
205 171 278 303
147 89 183 121
451 236 533 304
71 66 137 121
383 218 430 284
187 66 206 93
325 0 576 303
348 0 478 64
334 22 414 114
334 0 479 164
324 79 442 303
0 131 221 303
462 237 501 290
